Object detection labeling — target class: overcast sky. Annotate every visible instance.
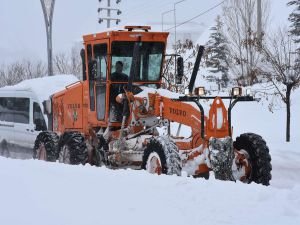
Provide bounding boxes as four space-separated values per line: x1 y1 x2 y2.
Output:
0 0 291 64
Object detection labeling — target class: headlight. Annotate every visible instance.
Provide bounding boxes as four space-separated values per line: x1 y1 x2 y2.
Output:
195 87 206 96
246 88 252 96
184 89 190 95
231 87 242 97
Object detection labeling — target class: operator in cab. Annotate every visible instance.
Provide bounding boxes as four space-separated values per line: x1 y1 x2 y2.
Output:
110 61 128 122
111 61 128 81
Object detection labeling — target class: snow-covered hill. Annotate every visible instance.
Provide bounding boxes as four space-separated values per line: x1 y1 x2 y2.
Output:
1 84 300 225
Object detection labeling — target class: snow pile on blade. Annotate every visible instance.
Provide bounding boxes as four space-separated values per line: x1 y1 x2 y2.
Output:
135 86 183 99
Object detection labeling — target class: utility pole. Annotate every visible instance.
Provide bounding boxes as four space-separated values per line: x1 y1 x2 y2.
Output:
161 9 174 31
257 0 262 46
174 0 187 53
40 0 55 76
98 0 122 28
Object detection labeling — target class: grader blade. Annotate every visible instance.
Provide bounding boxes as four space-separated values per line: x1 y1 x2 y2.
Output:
209 137 235 181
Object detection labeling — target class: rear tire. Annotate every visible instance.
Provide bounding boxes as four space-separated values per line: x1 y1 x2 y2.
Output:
58 132 88 165
233 133 272 186
33 131 59 162
141 136 181 176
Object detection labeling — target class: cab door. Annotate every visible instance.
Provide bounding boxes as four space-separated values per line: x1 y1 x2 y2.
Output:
89 39 109 125
94 43 108 121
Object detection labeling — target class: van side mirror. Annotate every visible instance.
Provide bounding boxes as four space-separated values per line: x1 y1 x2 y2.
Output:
176 56 184 84
34 118 46 131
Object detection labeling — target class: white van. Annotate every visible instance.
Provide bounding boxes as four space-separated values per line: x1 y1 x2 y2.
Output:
0 89 47 158
0 74 79 158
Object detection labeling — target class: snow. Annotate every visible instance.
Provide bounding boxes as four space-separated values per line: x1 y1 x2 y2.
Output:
0 74 79 105
0 145 300 225
136 86 183 99
1 79 300 224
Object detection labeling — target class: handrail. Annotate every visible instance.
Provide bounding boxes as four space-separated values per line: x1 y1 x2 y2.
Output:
65 81 82 89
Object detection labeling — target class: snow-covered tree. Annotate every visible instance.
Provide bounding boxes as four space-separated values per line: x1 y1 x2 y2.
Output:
222 0 270 86
205 15 230 89
0 60 47 87
257 27 300 142
288 0 300 45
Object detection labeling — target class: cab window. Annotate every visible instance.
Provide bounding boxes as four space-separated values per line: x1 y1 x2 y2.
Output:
111 42 165 82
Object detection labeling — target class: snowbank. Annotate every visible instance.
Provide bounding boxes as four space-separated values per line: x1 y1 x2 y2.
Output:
0 150 299 225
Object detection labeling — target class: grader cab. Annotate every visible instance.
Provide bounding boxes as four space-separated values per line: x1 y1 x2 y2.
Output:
34 26 272 186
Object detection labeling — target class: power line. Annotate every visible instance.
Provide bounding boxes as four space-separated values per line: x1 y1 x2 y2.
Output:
125 0 175 22
165 0 226 31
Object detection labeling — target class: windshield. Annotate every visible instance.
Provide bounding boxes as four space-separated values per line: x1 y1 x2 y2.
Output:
111 41 164 82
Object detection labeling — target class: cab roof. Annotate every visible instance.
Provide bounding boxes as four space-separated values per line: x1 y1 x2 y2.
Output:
83 25 169 44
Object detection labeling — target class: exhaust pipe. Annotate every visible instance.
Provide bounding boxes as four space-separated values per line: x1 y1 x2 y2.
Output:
188 46 205 95
128 42 141 92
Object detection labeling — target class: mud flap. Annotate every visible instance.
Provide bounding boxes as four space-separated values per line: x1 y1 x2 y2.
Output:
209 137 235 181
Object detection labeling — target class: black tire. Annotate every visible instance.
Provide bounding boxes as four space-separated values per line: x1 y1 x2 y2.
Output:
193 172 210 180
0 140 10 158
141 136 182 176
94 134 109 167
233 133 272 186
58 131 88 165
33 131 59 161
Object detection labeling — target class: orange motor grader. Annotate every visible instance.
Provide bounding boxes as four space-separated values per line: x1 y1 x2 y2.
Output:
33 25 271 185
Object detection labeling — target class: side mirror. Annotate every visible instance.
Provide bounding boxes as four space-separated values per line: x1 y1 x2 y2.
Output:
88 59 97 81
176 57 184 84
34 118 46 131
96 57 102 80
89 58 104 81
42 99 52 114
80 48 87 81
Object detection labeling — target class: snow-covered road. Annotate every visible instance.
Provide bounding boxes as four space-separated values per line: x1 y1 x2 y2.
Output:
0 141 300 225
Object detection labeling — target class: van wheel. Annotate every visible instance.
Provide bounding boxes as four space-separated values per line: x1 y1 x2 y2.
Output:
33 131 59 162
58 132 88 165
1 140 10 158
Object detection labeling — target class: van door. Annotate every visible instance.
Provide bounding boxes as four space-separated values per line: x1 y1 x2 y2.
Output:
32 101 47 143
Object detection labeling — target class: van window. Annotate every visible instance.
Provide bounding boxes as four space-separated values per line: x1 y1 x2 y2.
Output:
0 97 30 124
33 102 47 131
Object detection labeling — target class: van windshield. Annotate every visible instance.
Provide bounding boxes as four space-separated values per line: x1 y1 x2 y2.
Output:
0 97 30 124
111 41 164 82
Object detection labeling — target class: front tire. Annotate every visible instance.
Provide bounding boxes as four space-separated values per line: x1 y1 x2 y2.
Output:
58 132 88 165
141 136 182 176
33 131 59 162
0 140 10 158
233 133 272 186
